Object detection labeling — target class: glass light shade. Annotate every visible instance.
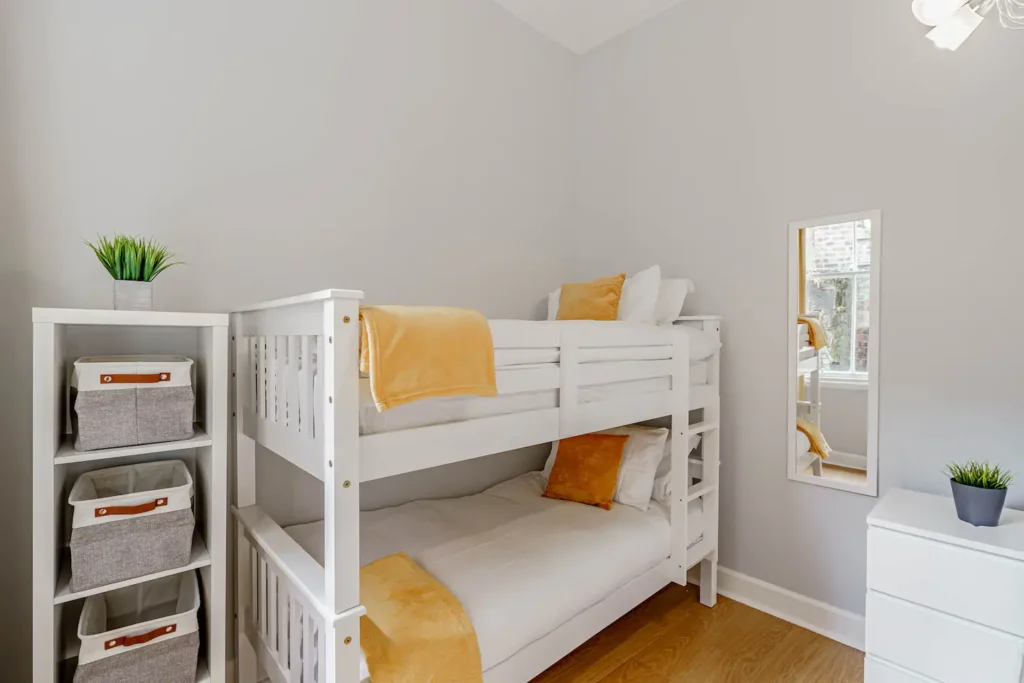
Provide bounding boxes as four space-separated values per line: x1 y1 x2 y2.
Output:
926 5 984 49
912 0 969 25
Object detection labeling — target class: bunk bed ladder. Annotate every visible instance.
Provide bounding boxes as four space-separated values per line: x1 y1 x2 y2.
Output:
671 320 721 608
698 323 721 607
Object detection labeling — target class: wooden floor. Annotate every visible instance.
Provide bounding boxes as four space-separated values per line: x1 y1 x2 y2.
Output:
532 584 864 683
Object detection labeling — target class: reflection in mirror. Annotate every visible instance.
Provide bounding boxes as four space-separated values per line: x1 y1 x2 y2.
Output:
788 211 880 496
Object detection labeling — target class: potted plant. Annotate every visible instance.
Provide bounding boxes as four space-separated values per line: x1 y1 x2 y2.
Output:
86 235 183 311
946 460 1014 527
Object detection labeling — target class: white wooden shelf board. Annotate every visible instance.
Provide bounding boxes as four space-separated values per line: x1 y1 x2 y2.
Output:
33 307 227 328
54 534 210 604
54 425 211 465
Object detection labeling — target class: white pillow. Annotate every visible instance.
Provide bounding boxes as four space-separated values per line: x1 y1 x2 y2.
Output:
617 265 661 323
651 433 702 504
546 288 560 321
796 428 811 455
654 278 695 324
546 265 662 323
541 425 669 512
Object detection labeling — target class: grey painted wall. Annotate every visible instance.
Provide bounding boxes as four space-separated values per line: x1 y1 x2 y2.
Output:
822 387 868 457
573 0 1024 614
6 0 1024 676
0 1 575 677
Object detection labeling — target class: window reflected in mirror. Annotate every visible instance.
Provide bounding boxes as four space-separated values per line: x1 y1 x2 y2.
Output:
789 211 880 496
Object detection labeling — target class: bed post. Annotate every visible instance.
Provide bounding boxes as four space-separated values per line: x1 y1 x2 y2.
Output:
233 332 263 683
322 295 364 683
669 328 691 586
699 321 721 608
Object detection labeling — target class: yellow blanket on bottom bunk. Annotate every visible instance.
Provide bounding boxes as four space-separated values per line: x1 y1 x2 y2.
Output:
797 315 828 351
797 417 832 460
361 552 483 683
359 305 497 412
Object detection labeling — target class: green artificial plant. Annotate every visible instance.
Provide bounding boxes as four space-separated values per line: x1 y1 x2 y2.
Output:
86 235 183 282
946 460 1014 490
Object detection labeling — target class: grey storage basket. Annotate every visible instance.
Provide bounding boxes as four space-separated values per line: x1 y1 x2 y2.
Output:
69 461 195 593
71 355 195 452
74 572 200 683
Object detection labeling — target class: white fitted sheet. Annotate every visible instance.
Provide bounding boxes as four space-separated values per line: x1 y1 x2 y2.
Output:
285 472 703 677
359 363 706 434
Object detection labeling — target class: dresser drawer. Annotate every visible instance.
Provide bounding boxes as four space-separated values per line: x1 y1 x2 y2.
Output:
868 527 1024 636
866 591 1024 683
865 656 938 683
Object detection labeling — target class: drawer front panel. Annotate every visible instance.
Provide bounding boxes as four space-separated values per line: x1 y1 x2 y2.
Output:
866 591 1024 683
865 656 937 683
867 527 1024 636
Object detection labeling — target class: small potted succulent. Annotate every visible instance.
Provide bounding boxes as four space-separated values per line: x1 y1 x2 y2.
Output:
86 235 183 311
946 460 1014 527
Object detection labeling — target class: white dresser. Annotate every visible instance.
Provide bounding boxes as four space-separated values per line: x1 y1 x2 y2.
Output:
866 489 1024 683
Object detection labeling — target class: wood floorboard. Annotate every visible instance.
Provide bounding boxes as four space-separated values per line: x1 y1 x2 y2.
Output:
532 585 864 683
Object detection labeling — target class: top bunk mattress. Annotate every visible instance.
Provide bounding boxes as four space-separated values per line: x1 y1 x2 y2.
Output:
285 472 703 675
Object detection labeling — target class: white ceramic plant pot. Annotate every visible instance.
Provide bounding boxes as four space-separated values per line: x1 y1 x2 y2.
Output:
113 281 153 311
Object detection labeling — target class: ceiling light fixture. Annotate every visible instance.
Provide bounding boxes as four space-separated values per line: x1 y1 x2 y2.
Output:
912 0 1024 50
926 4 984 49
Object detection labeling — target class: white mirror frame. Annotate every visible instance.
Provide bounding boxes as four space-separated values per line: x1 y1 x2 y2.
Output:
787 209 880 497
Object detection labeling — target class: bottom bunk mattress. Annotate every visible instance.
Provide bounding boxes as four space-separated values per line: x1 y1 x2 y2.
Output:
284 471 704 679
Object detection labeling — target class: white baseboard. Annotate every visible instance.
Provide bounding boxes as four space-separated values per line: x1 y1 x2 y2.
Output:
828 450 867 471
689 566 865 652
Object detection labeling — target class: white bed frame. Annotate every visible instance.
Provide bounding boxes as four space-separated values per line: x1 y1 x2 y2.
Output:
795 317 824 477
231 290 722 683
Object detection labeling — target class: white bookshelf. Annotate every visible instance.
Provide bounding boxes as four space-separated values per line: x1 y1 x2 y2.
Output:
32 308 229 683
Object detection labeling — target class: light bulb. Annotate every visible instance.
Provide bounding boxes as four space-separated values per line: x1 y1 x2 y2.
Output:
926 5 984 49
912 0 970 25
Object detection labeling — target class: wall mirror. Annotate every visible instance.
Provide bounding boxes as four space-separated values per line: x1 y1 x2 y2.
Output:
788 210 880 496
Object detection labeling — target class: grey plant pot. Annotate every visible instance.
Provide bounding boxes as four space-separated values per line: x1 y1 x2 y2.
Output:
950 479 1008 527
113 280 153 311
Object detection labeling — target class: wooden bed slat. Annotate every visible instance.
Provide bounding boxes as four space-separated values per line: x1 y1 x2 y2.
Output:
360 408 560 482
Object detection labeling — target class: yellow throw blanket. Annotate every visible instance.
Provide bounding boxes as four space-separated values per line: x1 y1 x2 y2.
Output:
797 315 828 350
359 306 497 412
361 553 483 683
797 417 832 460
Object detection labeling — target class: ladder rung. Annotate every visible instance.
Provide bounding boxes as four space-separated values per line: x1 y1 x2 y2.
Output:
687 482 717 502
687 421 718 435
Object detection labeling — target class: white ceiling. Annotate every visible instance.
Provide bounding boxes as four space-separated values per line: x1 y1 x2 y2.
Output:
492 0 690 54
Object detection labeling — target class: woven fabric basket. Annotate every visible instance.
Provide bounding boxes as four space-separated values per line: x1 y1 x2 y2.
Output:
71 355 195 451
69 461 194 593
74 572 200 683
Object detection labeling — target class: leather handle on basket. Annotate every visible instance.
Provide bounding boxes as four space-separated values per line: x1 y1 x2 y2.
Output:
95 498 168 518
104 624 177 650
99 373 171 385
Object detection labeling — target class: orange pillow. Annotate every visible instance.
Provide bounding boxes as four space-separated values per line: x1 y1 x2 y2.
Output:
556 274 626 321
543 433 629 510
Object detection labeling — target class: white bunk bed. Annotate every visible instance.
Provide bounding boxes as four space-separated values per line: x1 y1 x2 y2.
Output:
231 290 722 683
796 318 824 477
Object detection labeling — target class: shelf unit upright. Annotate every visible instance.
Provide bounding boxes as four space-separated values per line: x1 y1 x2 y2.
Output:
32 308 229 683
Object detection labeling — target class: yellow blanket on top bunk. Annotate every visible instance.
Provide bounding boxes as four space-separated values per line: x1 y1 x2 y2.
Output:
797 417 832 460
797 316 828 350
361 552 483 683
359 306 497 412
